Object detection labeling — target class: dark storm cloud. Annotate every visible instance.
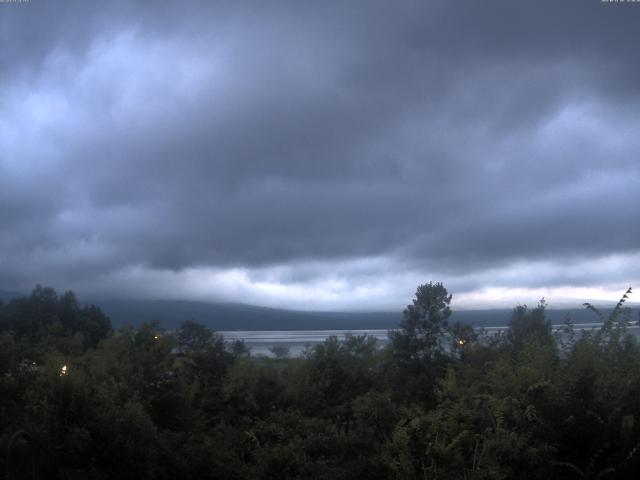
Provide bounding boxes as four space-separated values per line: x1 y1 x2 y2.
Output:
1 0 639 303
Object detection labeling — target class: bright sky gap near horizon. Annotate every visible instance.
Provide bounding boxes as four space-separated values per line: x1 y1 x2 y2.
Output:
1 0 638 311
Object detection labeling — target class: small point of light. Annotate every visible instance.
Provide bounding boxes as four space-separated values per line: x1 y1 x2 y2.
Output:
60 365 68 376
458 339 466 346
153 335 160 341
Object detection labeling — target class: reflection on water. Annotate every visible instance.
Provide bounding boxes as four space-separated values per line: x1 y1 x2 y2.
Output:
220 323 640 357
220 329 389 356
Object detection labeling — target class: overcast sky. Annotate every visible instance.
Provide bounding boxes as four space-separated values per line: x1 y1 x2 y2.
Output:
1 0 639 310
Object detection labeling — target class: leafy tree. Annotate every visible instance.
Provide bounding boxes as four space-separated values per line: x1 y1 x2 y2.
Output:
387 282 453 405
389 281 453 362
0 286 111 349
268 344 290 359
507 299 553 350
177 320 215 353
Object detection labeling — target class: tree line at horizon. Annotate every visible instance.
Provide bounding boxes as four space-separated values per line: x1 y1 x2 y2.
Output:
0 283 639 479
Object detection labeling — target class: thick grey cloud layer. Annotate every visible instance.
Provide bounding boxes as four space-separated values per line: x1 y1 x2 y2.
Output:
1 0 639 307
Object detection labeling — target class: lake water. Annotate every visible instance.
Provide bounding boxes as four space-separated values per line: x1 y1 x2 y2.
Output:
220 322 640 357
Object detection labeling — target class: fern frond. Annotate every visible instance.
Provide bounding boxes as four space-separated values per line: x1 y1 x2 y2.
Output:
583 302 604 322
554 461 584 477
609 287 633 322
594 467 615 479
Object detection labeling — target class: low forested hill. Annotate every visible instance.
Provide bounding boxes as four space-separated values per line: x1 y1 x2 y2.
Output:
87 298 638 330
2 288 636 330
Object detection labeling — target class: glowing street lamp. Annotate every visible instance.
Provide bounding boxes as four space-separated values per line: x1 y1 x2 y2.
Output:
59 365 68 376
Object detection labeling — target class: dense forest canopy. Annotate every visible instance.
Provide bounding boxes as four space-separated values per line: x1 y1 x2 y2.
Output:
1 283 639 479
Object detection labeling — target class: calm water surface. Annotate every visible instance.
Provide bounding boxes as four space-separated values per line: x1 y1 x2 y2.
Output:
220 323 640 357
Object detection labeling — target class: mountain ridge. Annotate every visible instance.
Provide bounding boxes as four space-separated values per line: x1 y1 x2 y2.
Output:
2 289 637 331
